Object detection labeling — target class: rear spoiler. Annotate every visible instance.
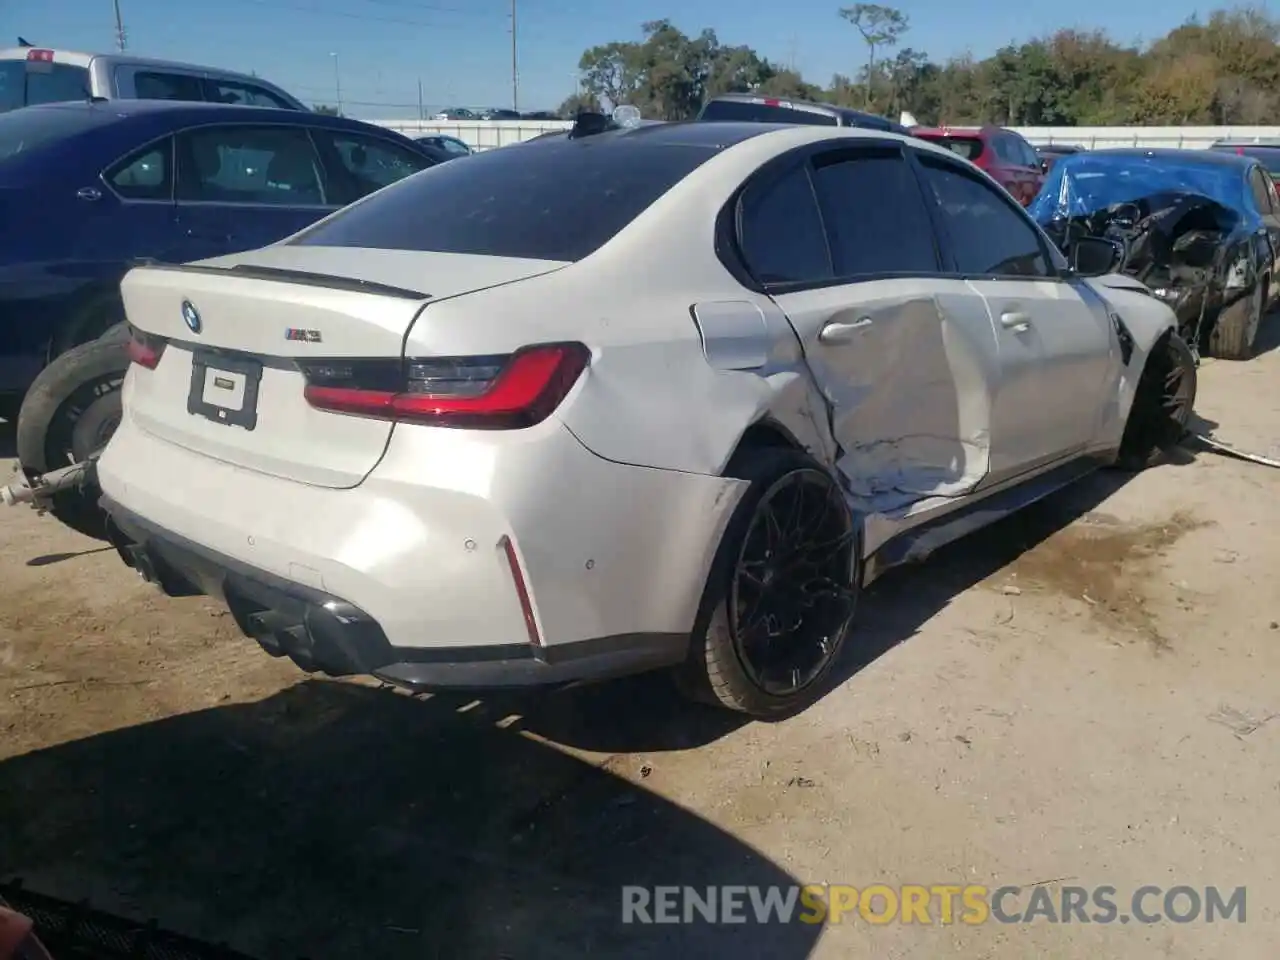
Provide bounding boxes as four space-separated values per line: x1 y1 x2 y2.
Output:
127 259 431 301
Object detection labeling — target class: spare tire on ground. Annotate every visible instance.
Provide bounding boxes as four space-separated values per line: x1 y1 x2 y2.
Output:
15 325 130 541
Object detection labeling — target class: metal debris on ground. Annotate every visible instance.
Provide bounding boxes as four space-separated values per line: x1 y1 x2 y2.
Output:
1184 432 1280 469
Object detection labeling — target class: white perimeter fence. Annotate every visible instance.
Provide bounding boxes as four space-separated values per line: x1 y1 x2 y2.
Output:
369 119 1280 152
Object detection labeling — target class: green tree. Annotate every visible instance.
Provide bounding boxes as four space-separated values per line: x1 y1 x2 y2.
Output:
313 104 341 116
571 5 1280 128
839 4 909 109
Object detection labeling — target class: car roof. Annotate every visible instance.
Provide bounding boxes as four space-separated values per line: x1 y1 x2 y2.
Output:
1084 147 1254 168
1211 142 1280 152
531 120 779 151
911 125 999 137
0 46 272 82
17 98 350 126
703 92 902 128
2 100 428 160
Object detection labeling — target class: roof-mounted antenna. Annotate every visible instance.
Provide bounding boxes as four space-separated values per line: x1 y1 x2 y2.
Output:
17 37 33 47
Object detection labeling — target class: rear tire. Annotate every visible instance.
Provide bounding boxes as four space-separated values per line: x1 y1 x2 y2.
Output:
674 448 860 718
15 331 130 541
1114 331 1197 471
1208 279 1265 360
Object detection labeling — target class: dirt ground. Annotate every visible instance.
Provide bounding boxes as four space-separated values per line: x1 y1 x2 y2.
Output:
3 330 1280 959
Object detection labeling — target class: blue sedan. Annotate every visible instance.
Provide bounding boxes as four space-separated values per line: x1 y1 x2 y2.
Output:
0 99 439 408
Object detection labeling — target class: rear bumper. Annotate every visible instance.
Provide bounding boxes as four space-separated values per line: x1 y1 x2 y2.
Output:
102 495 689 690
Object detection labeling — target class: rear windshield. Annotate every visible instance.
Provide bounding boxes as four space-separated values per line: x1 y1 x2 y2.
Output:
916 134 984 161
0 59 90 113
290 134 721 261
698 99 838 126
0 105 110 161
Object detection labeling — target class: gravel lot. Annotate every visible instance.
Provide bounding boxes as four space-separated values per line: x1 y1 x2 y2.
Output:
3 330 1279 959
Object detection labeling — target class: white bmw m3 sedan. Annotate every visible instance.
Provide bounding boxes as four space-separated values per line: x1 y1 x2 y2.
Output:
96 121 1196 718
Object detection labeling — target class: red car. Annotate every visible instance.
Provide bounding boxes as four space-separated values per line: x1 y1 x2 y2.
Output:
910 124 1045 206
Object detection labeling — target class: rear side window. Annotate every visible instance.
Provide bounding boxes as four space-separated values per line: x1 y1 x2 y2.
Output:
291 136 721 261
699 99 838 126
810 149 939 276
919 134 983 162
135 71 206 102
106 140 172 200
737 164 832 285
0 60 90 112
204 78 293 109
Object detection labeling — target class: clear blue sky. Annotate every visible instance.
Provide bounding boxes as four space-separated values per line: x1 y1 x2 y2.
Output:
5 0 1213 117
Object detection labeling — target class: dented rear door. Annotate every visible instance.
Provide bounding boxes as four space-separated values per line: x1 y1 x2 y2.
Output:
771 280 998 514
745 144 1000 515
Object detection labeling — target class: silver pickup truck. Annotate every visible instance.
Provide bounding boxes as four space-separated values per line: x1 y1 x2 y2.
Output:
0 45 306 113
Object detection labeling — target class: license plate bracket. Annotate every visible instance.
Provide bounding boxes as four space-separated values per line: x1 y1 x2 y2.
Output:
187 349 263 431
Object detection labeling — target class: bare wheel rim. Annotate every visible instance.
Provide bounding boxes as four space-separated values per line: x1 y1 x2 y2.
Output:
1246 283 1263 345
1161 342 1195 434
729 468 858 698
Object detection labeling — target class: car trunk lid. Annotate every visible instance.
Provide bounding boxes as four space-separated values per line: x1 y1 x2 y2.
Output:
119 247 568 488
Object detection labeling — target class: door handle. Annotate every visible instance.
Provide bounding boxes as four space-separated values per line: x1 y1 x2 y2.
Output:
1000 311 1032 332
818 317 873 344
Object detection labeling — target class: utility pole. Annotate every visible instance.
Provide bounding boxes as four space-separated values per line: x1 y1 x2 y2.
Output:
510 0 518 113
330 52 342 115
417 78 424 121
113 0 127 51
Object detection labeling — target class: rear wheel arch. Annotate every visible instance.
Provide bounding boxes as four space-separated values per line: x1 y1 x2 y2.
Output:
47 285 127 363
723 418 809 473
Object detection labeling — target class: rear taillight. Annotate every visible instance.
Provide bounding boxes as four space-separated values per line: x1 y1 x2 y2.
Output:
300 342 590 430
126 326 166 370
25 49 54 63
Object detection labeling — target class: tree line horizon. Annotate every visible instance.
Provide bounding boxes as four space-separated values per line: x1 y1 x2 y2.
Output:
557 4 1280 127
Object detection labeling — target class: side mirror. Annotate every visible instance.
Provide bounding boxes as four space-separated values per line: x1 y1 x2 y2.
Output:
1069 236 1122 277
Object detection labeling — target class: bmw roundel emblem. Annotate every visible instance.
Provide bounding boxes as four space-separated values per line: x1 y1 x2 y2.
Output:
181 300 202 334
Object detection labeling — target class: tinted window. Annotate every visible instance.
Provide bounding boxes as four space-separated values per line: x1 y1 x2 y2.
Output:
435 137 471 156
0 60 90 111
1017 137 1039 168
106 141 172 200
918 155 1050 277
917 134 983 162
1248 167 1273 213
0 105 111 161
315 129 434 203
177 125 327 205
809 150 939 276
203 78 292 109
291 136 720 261
699 99 838 126
737 164 831 285
134 71 206 102
991 134 1018 164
